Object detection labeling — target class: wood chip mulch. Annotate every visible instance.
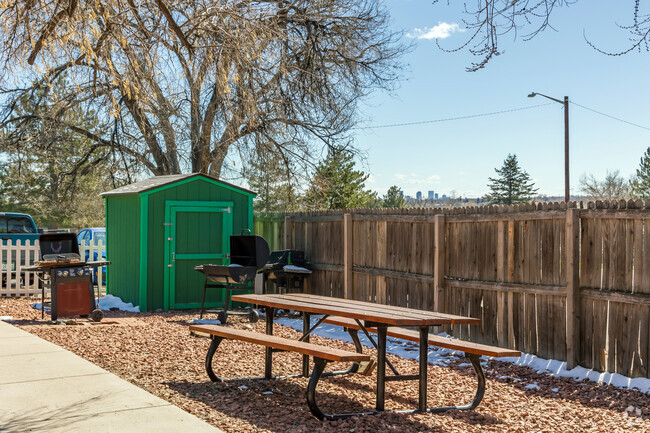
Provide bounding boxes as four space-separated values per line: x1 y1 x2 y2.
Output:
2 298 649 432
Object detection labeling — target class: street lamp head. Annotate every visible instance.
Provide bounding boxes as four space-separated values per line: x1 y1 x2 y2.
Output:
527 92 537 98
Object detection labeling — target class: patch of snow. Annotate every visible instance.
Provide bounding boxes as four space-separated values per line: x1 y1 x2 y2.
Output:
551 388 559 393
283 265 310 273
0 316 12 321
495 375 521 381
496 353 650 394
189 318 223 325
525 382 540 390
262 391 273 395
239 385 248 390
97 294 140 312
31 303 50 312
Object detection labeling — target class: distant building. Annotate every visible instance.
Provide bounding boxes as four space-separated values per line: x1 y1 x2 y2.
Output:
416 191 422 200
441 194 448 200
405 195 412 200
434 193 439 200
428 190 434 200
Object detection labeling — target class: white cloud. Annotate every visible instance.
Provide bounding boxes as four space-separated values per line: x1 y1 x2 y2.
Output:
407 22 464 40
392 173 442 186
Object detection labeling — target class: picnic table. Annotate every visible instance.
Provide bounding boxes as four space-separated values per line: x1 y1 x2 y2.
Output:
191 293 520 420
231 293 481 417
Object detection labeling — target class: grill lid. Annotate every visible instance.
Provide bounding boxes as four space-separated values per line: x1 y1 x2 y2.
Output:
39 233 79 259
229 234 270 268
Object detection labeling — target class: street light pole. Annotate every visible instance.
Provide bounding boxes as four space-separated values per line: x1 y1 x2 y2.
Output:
528 92 570 203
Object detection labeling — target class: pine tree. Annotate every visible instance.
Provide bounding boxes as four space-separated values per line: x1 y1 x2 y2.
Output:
242 147 300 212
485 154 538 205
304 145 379 210
631 147 650 200
382 186 406 208
0 74 128 228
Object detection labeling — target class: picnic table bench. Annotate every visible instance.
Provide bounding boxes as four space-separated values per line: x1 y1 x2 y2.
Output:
322 316 521 413
189 324 371 420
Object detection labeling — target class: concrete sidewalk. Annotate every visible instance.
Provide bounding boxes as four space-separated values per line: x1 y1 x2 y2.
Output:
0 320 223 433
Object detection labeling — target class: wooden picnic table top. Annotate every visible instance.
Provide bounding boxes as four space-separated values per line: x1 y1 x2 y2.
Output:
231 293 479 327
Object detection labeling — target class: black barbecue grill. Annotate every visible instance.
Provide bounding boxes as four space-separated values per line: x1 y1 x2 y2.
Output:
194 231 270 323
261 249 311 294
24 233 110 322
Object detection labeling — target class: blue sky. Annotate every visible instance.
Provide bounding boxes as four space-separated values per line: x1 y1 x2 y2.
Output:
353 1 650 198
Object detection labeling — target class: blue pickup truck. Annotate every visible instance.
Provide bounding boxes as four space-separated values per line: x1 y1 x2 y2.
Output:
0 212 39 244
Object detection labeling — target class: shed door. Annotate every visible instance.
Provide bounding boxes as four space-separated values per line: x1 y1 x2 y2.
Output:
164 202 233 310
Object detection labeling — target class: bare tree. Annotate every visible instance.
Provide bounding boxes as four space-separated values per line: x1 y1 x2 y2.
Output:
434 1 649 71
0 1 405 177
579 170 632 201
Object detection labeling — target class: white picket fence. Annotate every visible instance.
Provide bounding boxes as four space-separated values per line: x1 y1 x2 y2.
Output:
0 239 106 297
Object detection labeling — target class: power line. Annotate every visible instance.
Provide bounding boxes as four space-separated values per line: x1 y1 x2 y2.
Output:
354 100 650 132
570 101 650 132
353 103 553 130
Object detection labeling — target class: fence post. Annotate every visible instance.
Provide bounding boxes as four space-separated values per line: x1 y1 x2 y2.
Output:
496 221 506 347
433 214 445 312
284 216 293 250
507 220 516 349
565 208 581 369
343 213 353 300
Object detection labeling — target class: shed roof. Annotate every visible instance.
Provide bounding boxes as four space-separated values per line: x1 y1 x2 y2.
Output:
101 173 255 197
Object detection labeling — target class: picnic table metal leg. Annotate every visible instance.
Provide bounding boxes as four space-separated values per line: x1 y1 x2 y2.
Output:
320 327 362 378
302 312 311 377
427 352 486 413
199 278 208 319
265 306 274 379
354 319 401 376
306 357 379 421
418 326 428 412
376 325 387 411
205 336 224 382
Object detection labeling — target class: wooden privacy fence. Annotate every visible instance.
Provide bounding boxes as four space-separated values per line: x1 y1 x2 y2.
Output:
0 240 106 297
254 200 650 378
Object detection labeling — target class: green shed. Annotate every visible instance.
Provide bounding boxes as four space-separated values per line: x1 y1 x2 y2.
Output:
101 173 256 312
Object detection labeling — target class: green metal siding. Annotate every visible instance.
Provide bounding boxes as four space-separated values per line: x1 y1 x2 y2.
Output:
105 195 141 306
144 178 253 310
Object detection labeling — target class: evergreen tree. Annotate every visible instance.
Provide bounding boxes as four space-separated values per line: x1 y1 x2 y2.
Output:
0 74 129 228
304 145 379 210
485 154 538 205
382 186 406 208
631 147 650 200
242 146 300 212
